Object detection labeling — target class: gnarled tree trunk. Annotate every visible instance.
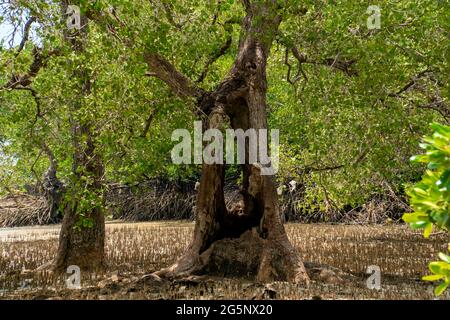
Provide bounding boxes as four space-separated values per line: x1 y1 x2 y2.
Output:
156 0 309 284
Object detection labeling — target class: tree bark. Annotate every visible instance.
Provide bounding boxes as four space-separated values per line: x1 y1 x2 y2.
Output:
41 143 64 223
156 0 309 284
50 2 105 272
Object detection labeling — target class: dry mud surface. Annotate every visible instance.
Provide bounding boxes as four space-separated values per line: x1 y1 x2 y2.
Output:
1 222 449 300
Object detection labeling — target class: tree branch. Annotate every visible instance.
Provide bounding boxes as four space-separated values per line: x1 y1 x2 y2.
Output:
284 45 358 83
86 6 205 101
284 46 307 84
141 108 159 137
297 147 369 175
417 99 450 123
143 52 205 99
161 2 184 30
321 56 358 76
196 34 232 83
15 16 37 57
387 68 432 98
2 47 60 89
385 69 449 123
40 141 58 176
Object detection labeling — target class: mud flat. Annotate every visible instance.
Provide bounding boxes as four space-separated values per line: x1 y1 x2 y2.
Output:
1 222 449 300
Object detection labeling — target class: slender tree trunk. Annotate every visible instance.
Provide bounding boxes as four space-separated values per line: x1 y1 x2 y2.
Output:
52 126 105 271
157 0 309 284
41 143 64 223
51 2 105 272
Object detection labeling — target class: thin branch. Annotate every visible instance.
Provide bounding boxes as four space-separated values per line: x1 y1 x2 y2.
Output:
15 16 37 57
321 57 357 76
2 47 60 90
416 99 450 123
12 87 41 120
305 164 345 173
30 149 44 190
284 45 358 84
291 47 308 81
297 147 369 175
41 142 57 171
387 68 431 98
141 108 159 137
196 34 232 83
284 47 307 84
385 69 450 123
162 2 183 30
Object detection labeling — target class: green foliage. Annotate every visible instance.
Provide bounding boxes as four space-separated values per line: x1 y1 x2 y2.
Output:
403 123 450 235
422 249 450 296
403 123 450 296
0 0 448 222
271 0 447 212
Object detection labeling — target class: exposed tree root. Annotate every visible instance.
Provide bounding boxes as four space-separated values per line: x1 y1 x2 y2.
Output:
155 228 310 285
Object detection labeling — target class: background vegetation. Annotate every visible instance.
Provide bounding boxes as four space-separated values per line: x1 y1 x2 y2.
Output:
0 1 448 220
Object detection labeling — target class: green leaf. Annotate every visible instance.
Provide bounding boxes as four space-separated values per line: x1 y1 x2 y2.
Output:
431 123 450 137
436 169 450 191
434 282 448 296
410 221 428 229
428 162 439 170
438 252 450 264
429 261 448 274
422 274 444 281
423 223 433 238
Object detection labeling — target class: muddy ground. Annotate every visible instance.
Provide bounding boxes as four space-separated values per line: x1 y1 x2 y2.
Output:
0 222 449 300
